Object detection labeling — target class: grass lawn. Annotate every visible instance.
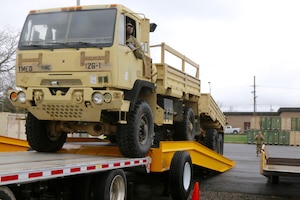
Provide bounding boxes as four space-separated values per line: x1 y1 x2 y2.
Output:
224 134 248 143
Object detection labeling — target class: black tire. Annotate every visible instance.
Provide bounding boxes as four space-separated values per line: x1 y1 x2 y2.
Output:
204 129 218 152
270 175 279 184
174 107 195 141
0 186 16 200
94 170 127 200
218 133 224 155
169 151 193 200
26 112 67 152
233 130 238 134
117 101 154 158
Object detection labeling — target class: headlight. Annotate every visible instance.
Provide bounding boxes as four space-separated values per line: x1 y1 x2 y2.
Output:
18 92 26 103
92 92 103 104
103 93 112 103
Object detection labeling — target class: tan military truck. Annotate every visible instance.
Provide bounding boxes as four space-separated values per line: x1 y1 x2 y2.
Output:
8 4 225 158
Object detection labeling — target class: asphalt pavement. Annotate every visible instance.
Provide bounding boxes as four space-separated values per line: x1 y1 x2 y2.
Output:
199 143 300 199
131 143 300 200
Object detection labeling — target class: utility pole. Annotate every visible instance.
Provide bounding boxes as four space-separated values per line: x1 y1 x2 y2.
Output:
77 0 80 6
252 76 257 116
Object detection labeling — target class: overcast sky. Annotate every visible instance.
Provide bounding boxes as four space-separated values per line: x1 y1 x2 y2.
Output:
2 0 300 112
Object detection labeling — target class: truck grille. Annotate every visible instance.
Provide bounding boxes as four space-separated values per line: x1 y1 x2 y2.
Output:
42 104 83 119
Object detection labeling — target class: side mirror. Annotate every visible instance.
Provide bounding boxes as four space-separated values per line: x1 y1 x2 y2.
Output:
150 23 157 32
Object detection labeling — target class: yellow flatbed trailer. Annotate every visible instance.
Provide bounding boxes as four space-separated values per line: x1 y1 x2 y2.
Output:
0 140 234 200
260 144 300 184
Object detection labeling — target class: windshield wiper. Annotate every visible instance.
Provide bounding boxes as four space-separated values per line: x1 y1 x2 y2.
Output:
69 41 102 48
23 44 52 49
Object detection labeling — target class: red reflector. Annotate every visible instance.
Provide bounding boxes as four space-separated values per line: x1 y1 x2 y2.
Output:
29 172 43 178
1 175 18 182
51 169 63 175
87 166 96 170
113 163 121 167
70 167 81 173
125 161 131 166
102 164 109 168
134 160 139 164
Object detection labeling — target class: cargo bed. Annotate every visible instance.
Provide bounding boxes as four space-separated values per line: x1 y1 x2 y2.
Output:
260 144 300 183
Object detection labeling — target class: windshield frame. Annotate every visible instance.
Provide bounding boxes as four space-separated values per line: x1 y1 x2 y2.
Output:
18 8 117 50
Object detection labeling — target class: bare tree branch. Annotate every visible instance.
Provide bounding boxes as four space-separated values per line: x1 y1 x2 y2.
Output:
0 26 20 112
0 26 19 73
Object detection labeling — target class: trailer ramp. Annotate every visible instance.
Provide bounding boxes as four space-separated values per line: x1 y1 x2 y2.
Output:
0 135 29 152
149 141 235 172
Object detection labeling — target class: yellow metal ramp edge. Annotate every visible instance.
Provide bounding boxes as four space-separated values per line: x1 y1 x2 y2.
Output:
149 141 235 172
0 135 29 152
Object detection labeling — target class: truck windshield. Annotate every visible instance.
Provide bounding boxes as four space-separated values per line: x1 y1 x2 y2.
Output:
19 8 116 49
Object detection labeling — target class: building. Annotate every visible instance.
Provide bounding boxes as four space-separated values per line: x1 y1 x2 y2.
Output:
224 107 300 132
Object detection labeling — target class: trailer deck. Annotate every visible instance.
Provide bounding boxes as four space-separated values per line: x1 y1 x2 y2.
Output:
0 150 150 186
260 144 300 183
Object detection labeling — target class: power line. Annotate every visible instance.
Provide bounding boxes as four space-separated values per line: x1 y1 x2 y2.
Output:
256 85 300 90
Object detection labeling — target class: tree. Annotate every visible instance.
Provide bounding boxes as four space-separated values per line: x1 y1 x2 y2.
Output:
0 26 20 112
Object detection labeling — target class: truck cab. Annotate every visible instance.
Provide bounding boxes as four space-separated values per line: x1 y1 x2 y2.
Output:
9 4 158 157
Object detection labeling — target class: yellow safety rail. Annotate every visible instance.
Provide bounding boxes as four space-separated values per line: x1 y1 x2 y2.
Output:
0 135 29 152
149 141 235 172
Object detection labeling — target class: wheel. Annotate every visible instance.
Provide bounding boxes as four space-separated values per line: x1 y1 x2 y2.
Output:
169 151 193 200
270 175 279 184
26 112 67 152
218 133 224 155
233 130 238 134
204 129 218 152
94 170 127 200
117 100 154 158
174 107 195 141
0 186 16 200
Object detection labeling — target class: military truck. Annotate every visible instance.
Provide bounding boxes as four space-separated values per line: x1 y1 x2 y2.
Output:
8 4 225 158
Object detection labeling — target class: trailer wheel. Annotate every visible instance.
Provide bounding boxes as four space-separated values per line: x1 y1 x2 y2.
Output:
218 133 224 155
270 175 279 184
94 170 127 200
26 112 67 152
204 129 218 152
174 107 195 141
0 186 16 200
169 151 193 200
117 100 154 158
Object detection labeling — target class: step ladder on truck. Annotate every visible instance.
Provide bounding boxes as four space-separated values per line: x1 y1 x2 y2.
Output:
4 3 235 199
